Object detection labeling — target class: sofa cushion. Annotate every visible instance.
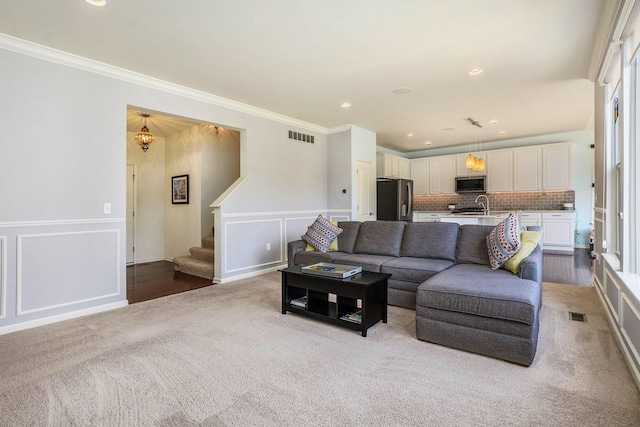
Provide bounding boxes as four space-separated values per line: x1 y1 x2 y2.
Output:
336 221 361 254
399 222 459 261
294 250 344 266
353 221 405 257
301 215 342 253
455 224 495 265
330 253 396 272
416 264 540 325
486 213 521 270
381 257 454 282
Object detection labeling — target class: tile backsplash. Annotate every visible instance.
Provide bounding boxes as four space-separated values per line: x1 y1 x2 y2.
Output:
413 190 575 212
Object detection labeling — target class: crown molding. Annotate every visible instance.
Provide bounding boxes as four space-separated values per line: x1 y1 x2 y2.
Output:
0 33 329 134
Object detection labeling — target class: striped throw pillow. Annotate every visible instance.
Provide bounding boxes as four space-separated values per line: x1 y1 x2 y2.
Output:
486 213 521 270
301 215 343 253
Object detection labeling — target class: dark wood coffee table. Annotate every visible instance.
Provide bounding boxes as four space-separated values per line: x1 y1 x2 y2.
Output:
280 266 390 337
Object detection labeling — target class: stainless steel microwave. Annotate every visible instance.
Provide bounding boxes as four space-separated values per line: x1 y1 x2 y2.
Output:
455 176 486 193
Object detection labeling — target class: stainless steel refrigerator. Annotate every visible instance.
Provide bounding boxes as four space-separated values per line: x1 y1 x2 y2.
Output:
376 178 413 221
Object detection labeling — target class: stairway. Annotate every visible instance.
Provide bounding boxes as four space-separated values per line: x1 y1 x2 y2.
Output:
173 235 214 280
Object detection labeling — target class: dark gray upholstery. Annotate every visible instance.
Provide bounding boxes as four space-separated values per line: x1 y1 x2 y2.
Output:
381 257 453 283
286 219 544 366
293 250 341 266
416 315 539 366
400 222 459 261
336 221 361 254
353 221 405 256
417 264 540 325
331 253 396 273
455 224 494 265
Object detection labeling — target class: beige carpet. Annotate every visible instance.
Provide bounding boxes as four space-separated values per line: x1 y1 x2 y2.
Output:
0 273 639 426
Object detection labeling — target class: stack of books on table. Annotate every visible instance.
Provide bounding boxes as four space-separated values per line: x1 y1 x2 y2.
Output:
290 296 307 308
340 309 362 324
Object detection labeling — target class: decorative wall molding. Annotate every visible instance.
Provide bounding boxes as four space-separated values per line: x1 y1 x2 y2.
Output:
0 218 125 228
221 209 348 218
0 34 328 134
16 229 121 316
224 219 283 274
0 236 5 319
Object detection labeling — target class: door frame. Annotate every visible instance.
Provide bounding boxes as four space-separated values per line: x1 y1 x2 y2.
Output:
126 163 136 265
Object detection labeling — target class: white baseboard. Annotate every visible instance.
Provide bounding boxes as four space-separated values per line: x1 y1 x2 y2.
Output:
213 263 287 284
0 300 128 336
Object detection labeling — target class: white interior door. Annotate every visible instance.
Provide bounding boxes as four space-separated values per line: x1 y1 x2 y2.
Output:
356 160 375 221
126 164 135 264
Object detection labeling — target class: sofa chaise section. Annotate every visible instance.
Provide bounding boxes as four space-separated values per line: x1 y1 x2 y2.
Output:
415 225 543 366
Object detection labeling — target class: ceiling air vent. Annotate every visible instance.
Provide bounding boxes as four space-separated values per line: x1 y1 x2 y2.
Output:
289 130 314 143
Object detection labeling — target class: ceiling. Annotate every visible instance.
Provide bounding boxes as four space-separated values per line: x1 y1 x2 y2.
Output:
0 0 605 152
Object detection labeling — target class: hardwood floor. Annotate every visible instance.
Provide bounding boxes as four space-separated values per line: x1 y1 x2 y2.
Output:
542 248 594 286
127 250 594 304
126 261 213 304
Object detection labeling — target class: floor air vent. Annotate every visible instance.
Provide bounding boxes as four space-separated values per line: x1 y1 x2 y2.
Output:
288 130 314 143
569 312 587 322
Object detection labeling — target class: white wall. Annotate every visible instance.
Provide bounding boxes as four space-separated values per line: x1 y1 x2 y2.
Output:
126 132 166 263
165 126 203 260
201 127 240 237
0 40 332 332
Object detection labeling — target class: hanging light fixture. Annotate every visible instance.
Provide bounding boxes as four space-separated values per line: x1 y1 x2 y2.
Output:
466 117 485 172
134 113 156 152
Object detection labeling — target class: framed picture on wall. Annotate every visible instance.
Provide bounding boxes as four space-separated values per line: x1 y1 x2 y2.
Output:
172 174 189 204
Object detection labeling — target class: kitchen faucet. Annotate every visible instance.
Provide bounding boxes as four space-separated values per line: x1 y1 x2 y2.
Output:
474 194 490 215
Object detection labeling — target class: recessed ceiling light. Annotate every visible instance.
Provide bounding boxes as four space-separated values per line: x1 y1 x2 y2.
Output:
468 68 483 75
83 0 106 6
425 141 432 146
489 120 499 125
393 87 412 95
341 102 351 108
406 133 415 137
499 131 508 135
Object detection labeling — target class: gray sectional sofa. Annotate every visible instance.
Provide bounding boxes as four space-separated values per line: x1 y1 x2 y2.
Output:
287 220 543 366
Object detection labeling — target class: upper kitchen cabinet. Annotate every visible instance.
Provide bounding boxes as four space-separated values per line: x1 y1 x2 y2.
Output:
513 146 542 191
486 150 513 192
377 153 411 179
411 156 456 195
542 143 573 190
410 158 429 195
442 156 456 194
455 152 486 177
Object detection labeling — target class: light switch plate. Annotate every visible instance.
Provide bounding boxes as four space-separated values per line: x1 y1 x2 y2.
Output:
104 203 111 214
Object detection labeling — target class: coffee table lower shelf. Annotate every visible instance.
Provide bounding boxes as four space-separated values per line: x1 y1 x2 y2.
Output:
280 266 390 337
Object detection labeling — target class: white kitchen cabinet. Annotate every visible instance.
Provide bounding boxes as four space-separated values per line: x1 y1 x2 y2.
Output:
410 158 428 195
520 212 542 228
442 155 456 194
413 212 444 222
541 211 574 252
542 143 572 190
455 152 486 177
428 157 444 194
513 147 542 191
486 150 513 192
398 157 411 180
377 153 410 179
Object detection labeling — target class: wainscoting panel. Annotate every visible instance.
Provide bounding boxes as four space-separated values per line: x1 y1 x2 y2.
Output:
0 236 5 319
605 269 621 322
621 294 640 376
17 229 120 315
224 219 283 273
284 217 317 254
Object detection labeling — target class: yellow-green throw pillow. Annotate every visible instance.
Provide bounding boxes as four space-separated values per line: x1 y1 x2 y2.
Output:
503 230 543 274
305 220 339 252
